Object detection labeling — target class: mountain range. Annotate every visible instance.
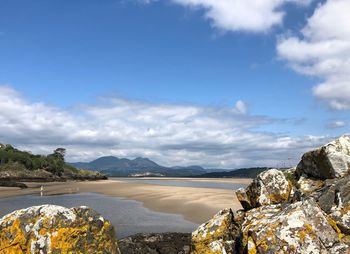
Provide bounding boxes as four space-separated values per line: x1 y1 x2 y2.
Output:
69 156 270 178
69 156 208 177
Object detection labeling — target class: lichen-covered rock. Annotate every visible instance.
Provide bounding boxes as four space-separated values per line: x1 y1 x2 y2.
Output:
297 175 324 194
297 135 350 179
241 199 341 253
329 244 350 254
239 204 282 253
236 188 252 211
330 203 350 237
0 205 120 254
191 209 238 254
236 169 292 210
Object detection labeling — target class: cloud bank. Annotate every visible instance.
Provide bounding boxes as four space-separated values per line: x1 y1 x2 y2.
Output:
139 0 312 32
171 0 312 32
277 0 350 110
0 85 329 168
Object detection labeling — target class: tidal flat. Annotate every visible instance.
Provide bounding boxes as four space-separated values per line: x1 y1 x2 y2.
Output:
0 178 250 236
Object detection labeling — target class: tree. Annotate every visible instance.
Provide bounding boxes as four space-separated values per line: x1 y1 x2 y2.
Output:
53 148 66 161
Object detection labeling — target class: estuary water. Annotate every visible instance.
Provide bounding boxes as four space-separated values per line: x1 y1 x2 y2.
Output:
0 192 198 239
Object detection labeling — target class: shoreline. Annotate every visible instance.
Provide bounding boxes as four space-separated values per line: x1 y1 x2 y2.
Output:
0 178 251 224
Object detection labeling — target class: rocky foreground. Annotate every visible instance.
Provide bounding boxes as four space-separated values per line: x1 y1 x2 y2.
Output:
1 135 350 253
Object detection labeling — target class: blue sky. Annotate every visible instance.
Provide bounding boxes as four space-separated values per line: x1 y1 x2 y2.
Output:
0 0 349 167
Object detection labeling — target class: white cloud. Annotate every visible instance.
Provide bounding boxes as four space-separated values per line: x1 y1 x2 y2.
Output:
233 100 248 114
0 85 331 168
277 0 350 110
160 0 311 32
326 120 346 129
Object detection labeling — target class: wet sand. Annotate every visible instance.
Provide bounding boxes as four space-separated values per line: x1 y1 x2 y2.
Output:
0 178 251 224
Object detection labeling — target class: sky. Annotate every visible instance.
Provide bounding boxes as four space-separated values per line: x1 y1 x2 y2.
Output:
0 0 349 168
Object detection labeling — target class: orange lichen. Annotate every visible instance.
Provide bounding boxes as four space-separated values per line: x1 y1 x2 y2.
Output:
0 218 28 254
247 237 257 254
0 206 120 254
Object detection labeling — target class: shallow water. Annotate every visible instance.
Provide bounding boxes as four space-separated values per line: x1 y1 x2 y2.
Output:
116 178 247 190
0 192 198 239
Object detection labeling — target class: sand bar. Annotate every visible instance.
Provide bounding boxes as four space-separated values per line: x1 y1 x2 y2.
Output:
0 178 251 224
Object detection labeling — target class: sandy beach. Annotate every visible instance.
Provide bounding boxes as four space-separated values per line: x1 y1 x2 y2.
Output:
0 178 251 224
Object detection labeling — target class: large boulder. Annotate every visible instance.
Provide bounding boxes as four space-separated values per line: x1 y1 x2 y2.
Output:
241 199 343 253
236 169 292 210
0 205 120 254
297 135 350 179
190 209 241 254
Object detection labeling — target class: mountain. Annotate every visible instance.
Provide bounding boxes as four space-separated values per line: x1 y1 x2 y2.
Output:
71 156 163 171
69 156 206 177
195 167 271 178
70 156 273 178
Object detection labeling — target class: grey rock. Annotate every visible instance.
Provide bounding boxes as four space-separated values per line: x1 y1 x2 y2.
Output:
296 135 350 179
315 175 350 214
236 169 292 210
119 233 191 254
242 199 340 253
191 209 238 254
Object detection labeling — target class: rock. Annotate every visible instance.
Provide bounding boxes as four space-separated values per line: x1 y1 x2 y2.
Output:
0 169 62 182
296 135 350 179
119 233 191 254
236 169 292 210
0 181 27 189
297 175 324 194
191 209 239 254
0 205 119 254
241 199 341 253
191 136 350 254
315 175 350 214
329 244 350 254
330 203 350 236
235 188 252 210
0 167 107 183
240 204 283 253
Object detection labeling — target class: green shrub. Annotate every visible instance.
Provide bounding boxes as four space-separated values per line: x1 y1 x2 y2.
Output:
0 145 73 176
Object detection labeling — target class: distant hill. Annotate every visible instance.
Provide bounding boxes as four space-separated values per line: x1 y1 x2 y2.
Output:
70 156 273 178
69 156 206 177
71 156 163 171
195 167 271 178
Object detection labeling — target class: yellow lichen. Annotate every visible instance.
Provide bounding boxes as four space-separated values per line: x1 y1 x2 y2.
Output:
327 217 345 241
0 218 28 254
266 182 292 204
247 237 257 254
0 207 120 254
191 210 234 254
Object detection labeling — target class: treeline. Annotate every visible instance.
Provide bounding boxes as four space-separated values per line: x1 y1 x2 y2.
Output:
0 144 73 176
195 167 271 178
